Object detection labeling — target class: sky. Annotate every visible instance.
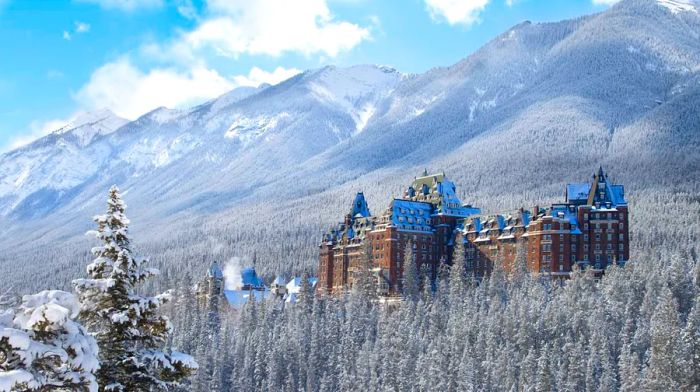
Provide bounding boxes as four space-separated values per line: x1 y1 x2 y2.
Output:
0 0 618 152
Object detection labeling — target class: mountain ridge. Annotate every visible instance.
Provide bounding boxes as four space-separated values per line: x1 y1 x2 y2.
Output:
0 0 699 286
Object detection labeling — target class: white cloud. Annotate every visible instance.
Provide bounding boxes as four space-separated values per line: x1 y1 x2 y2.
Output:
74 58 299 120
74 57 235 119
424 0 490 26
78 0 163 11
75 21 91 33
182 0 371 57
592 0 619 4
63 21 91 40
232 66 301 87
3 116 74 152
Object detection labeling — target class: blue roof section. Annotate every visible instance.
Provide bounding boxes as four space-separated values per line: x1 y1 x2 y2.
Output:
610 185 627 206
224 289 269 307
287 276 319 289
567 168 626 207
351 192 371 217
434 180 479 218
567 183 591 203
241 267 264 287
208 262 223 279
550 205 581 234
391 199 434 231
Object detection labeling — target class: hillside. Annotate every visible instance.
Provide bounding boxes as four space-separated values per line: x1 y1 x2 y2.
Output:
0 0 698 291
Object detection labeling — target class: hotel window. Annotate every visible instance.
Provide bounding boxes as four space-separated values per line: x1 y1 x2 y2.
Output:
584 213 589 220
584 255 589 261
595 255 601 263
560 244 564 252
543 234 551 241
595 233 601 241
607 233 612 241
607 244 612 250
542 244 551 252
559 264 564 272
619 244 624 250
571 255 576 262
595 244 601 250
584 234 589 241
572 244 577 251
620 223 624 230
544 224 552 230
584 223 589 230
619 234 624 240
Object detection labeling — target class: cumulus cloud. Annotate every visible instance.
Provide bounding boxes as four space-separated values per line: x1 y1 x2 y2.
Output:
233 66 301 87
182 0 371 57
74 57 235 119
592 0 619 4
75 58 301 119
424 0 490 26
78 0 163 11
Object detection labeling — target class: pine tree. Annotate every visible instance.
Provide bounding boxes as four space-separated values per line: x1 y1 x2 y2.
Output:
403 241 419 301
643 287 682 391
73 186 197 391
449 239 467 309
0 290 99 391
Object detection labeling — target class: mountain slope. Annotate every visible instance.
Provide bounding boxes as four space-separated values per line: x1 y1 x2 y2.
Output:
0 0 698 289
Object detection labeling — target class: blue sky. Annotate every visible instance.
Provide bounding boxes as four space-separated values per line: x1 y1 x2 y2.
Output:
0 0 617 151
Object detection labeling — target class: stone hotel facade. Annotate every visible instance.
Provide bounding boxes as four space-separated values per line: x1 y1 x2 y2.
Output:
318 168 629 295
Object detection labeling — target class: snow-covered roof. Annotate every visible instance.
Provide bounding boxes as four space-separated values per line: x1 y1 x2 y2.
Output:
390 199 434 231
566 183 590 204
286 276 318 294
208 262 224 279
224 289 269 307
350 192 371 218
241 267 264 288
567 167 626 207
405 173 480 218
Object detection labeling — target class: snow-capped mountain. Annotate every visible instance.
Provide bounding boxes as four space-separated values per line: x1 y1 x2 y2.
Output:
0 0 699 284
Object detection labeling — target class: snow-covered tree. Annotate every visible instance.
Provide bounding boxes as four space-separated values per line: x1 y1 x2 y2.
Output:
73 186 196 391
0 290 99 392
402 242 419 301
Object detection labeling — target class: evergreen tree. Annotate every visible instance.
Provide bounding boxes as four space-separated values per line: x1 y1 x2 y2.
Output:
402 241 419 301
643 287 682 391
0 290 99 391
73 186 196 391
449 239 467 308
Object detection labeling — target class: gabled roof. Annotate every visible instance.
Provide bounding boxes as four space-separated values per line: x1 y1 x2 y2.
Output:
241 267 264 287
567 167 626 207
208 262 224 279
566 183 590 204
350 192 371 218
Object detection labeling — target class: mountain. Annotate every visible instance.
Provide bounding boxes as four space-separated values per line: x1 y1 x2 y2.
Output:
0 0 699 290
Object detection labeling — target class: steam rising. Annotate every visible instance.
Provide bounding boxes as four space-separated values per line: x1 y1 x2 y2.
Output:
223 257 243 290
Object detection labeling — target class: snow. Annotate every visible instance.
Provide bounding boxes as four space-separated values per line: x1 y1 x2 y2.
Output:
656 0 697 14
355 103 376 133
0 370 34 391
224 113 291 146
170 351 199 370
